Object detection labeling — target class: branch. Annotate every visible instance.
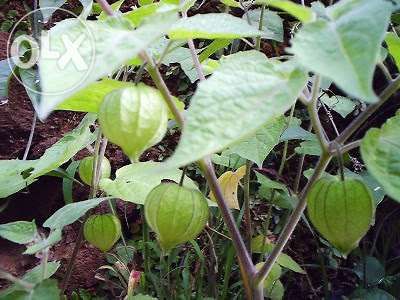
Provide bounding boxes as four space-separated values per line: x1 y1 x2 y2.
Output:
307 76 329 152
335 75 400 145
255 152 332 285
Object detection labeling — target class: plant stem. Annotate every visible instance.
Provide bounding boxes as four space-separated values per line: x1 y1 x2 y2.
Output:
243 159 252 252
307 76 329 152
61 129 104 292
255 5 266 50
199 159 256 286
255 151 332 285
140 33 257 297
23 112 37 160
335 75 400 145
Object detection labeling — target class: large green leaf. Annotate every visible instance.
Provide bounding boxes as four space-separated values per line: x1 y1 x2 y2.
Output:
289 0 392 103
57 79 134 113
38 12 178 118
229 116 287 167
43 197 109 229
361 112 400 202
164 51 307 168
99 162 198 205
0 114 97 199
0 221 37 244
168 13 262 39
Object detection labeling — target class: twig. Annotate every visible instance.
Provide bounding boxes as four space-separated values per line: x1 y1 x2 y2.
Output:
23 112 37 160
335 75 400 145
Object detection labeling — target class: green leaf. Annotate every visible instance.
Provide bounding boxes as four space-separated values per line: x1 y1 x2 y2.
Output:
164 51 307 169
57 79 134 113
24 229 62 255
44 197 110 230
211 151 246 169
40 0 93 22
123 3 160 27
0 221 37 244
198 39 232 62
98 0 124 20
0 262 60 297
276 253 305 274
99 162 198 205
361 112 400 202
31 279 60 300
229 116 287 167
0 58 14 99
320 94 356 118
280 117 315 142
19 68 41 109
62 160 81 204
295 139 321 156
39 0 66 21
354 256 385 286
351 288 396 300
256 262 282 295
0 114 96 199
221 0 240 8
38 12 178 118
289 0 392 103
246 8 284 42
256 172 286 194
266 279 284 300
168 13 262 39
385 32 400 71
256 0 315 23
